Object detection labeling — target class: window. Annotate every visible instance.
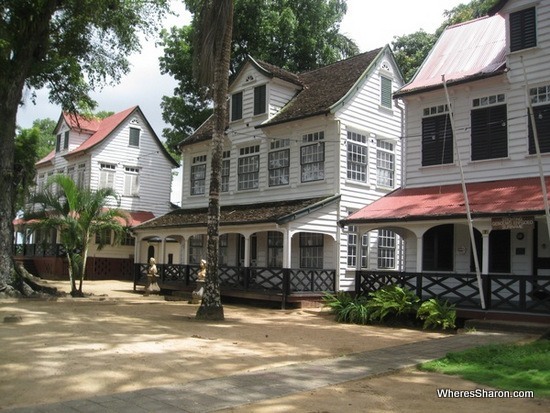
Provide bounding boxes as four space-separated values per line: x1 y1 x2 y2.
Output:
528 85 550 154
219 234 228 265
55 134 62 152
189 235 205 264
129 128 140 147
191 155 207 195
381 76 392 108
67 166 75 183
221 151 230 192
301 131 325 182
347 131 368 182
99 163 116 189
77 163 87 188
95 229 111 245
423 224 454 271
267 231 283 267
231 91 243 121
63 131 69 150
377 140 395 188
124 166 139 196
422 106 453 166
471 94 508 160
37 173 45 193
254 84 267 115
238 145 259 190
300 233 323 269
377 229 396 269
268 140 290 186
121 229 135 246
510 7 536 52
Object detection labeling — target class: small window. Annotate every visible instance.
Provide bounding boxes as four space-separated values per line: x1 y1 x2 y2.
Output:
99 163 116 189
231 91 243 121
377 229 396 269
95 229 112 245
510 7 536 52
528 85 550 154
221 151 230 192
63 131 69 150
254 84 267 115
300 233 324 269
124 166 139 197
376 140 395 188
238 145 260 190
381 76 392 108
55 134 62 152
267 231 283 268
301 132 325 182
129 128 140 147
347 131 368 182
268 148 290 186
191 155 207 195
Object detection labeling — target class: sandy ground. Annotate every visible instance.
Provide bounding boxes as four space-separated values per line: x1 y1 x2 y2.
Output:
0 280 548 412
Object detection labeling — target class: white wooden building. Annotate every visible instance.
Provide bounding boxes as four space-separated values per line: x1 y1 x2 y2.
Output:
133 46 404 294
343 0 550 317
15 106 179 279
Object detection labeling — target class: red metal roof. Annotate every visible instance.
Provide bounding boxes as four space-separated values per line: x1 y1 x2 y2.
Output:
396 15 506 97
341 177 550 225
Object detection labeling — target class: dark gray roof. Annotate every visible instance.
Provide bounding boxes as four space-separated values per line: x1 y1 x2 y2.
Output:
134 196 340 230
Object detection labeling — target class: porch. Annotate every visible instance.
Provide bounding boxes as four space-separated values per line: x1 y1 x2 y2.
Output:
356 270 550 322
134 263 337 308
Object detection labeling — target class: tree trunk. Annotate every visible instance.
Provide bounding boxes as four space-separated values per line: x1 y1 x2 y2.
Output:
196 1 234 321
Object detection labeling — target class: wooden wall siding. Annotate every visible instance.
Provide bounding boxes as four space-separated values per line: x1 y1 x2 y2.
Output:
403 1 550 189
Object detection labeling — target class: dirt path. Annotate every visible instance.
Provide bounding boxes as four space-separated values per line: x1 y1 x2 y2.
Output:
0 280 547 412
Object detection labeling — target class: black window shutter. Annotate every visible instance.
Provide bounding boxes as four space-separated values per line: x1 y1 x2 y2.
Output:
471 104 507 161
528 104 550 154
231 92 243 121
510 7 536 52
254 85 266 115
422 114 453 166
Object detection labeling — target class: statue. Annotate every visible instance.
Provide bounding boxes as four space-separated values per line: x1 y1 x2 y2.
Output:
191 259 206 303
144 257 160 296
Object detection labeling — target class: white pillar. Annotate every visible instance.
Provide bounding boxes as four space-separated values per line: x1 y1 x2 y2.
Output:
283 230 292 268
243 235 250 267
182 236 189 265
160 238 166 264
416 235 423 273
482 232 490 274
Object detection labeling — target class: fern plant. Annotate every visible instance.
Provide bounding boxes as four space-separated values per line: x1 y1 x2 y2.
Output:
417 298 457 330
323 292 369 324
366 285 420 322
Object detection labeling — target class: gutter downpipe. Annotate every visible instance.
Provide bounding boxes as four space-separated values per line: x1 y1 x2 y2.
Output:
521 56 550 241
442 75 486 310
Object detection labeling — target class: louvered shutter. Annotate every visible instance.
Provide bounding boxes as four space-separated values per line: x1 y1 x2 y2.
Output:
254 85 266 115
528 104 550 154
510 7 536 52
422 114 453 166
471 105 508 160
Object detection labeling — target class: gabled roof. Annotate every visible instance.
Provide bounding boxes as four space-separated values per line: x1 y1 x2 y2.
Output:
340 177 550 226
235 56 303 87
37 106 179 167
134 196 340 230
179 47 386 147
395 15 506 98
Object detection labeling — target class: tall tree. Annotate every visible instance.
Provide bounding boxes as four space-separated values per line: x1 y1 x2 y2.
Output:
159 0 358 152
0 0 169 295
392 0 500 82
193 0 234 321
27 175 128 296
13 127 42 215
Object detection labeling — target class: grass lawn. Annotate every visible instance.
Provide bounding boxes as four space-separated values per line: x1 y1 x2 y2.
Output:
419 337 550 398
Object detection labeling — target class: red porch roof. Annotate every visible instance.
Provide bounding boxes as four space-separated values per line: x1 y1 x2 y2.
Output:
341 177 550 225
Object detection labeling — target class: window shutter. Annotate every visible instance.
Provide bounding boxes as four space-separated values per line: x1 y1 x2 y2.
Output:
422 115 453 166
63 131 69 149
254 85 266 115
471 105 508 160
528 104 550 154
129 128 140 147
381 77 392 108
510 7 536 52
231 92 243 121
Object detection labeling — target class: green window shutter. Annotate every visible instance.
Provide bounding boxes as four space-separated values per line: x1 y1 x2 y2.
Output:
381 76 392 108
129 128 140 147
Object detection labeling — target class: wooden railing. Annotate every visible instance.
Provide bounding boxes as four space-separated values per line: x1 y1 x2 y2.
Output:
355 270 550 315
13 243 66 257
134 264 336 307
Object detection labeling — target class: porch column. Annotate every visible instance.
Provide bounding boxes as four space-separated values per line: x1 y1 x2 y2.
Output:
416 235 423 273
283 230 292 268
482 232 490 274
182 236 189 265
134 235 141 264
243 235 250 267
160 237 167 264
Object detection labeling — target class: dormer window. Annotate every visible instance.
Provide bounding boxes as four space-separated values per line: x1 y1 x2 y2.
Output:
129 127 140 147
254 84 266 115
510 7 536 52
231 91 243 121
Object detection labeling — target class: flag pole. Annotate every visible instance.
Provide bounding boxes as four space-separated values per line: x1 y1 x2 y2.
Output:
442 75 486 310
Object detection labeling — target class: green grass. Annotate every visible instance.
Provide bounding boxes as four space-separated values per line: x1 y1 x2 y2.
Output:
419 338 550 398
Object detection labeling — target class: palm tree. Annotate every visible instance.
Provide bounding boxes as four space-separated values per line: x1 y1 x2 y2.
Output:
193 0 234 320
27 175 128 296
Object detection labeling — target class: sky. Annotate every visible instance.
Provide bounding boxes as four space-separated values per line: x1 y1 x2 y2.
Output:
15 0 465 204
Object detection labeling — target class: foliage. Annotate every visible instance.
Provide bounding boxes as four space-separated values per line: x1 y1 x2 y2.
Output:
366 285 420 322
26 175 128 296
416 298 457 330
391 0 501 82
323 292 369 324
420 338 550 397
13 128 40 214
21 118 57 159
0 0 169 291
158 0 359 151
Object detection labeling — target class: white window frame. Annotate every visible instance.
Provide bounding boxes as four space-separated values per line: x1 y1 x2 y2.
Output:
99 163 116 190
377 229 396 269
347 131 368 183
238 145 260 190
124 166 140 197
191 155 207 195
376 140 395 188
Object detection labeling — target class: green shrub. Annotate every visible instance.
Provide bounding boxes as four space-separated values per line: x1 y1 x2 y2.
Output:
323 292 369 324
417 298 457 330
366 285 420 322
